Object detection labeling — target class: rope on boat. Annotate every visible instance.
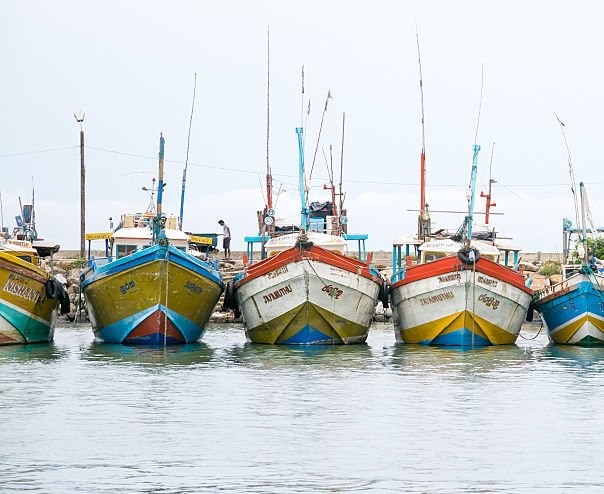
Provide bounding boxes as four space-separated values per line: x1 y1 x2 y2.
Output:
303 254 339 345
518 320 544 340
163 248 170 347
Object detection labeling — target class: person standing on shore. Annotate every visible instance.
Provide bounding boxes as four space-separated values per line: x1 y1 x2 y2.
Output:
218 220 231 259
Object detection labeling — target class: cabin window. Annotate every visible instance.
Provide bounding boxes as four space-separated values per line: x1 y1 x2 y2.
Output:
424 253 445 263
17 255 32 263
116 244 137 259
176 246 186 252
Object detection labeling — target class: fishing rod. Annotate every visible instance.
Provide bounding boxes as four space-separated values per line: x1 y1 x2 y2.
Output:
179 73 197 231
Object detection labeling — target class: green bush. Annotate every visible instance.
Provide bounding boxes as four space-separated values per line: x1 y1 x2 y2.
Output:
538 260 561 276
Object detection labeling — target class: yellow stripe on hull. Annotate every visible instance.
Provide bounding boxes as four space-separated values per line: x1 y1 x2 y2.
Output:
0 252 56 344
246 301 369 345
550 314 604 345
399 310 518 345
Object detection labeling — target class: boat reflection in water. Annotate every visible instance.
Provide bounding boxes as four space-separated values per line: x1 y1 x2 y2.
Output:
384 341 534 376
222 340 376 371
0 342 65 363
83 341 215 367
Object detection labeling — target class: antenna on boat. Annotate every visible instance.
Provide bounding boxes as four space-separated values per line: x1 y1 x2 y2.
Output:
480 142 497 225
464 66 484 246
142 177 157 214
416 28 431 241
179 73 197 231
555 114 581 236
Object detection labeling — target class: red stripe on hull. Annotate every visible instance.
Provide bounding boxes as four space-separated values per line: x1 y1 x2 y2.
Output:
127 310 185 343
236 244 380 287
391 255 532 295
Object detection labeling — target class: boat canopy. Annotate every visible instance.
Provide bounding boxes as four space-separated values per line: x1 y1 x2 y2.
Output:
419 238 500 263
265 231 347 257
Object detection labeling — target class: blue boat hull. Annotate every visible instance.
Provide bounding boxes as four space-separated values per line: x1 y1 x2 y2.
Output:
535 277 604 346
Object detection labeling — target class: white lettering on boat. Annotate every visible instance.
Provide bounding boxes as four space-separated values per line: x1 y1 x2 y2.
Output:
3 280 42 303
322 284 344 299
263 284 293 304
420 291 454 306
438 273 461 283
267 265 289 279
478 294 500 310
477 275 498 288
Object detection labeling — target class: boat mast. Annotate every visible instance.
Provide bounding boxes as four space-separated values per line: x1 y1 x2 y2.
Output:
154 133 166 243
266 26 273 214
297 66 308 230
580 182 589 265
465 67 484 246
480 142 496 225
339 112 345 218
416 30 431 241
296 126 307 230
179 73 197 231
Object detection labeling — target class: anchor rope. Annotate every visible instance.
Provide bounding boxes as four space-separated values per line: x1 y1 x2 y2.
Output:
518 320 544 340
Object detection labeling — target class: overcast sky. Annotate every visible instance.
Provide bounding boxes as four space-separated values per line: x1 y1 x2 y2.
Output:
2 1 602 253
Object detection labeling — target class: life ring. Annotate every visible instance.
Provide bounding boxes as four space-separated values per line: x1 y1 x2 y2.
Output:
222 280 238 310
458 247 481 265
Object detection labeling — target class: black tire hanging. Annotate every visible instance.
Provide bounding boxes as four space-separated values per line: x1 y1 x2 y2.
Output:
458 247 481 265
222 280 238 311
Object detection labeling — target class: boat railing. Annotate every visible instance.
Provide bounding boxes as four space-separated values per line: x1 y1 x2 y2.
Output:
87 256 113 269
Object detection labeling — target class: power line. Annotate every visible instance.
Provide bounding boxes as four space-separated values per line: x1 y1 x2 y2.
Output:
4 143 602 190
0 146 79 158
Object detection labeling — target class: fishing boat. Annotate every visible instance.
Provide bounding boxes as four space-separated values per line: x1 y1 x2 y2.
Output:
225 73 385 344
0 197 69 345
81 134 223 345
389 47 532 346
532 121 604 345
533 213 604 345
390 143 533 346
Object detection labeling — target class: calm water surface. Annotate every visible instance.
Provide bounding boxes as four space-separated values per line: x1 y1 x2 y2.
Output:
1 322 604 493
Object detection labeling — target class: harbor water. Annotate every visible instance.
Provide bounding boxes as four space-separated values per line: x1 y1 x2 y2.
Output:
2 322 604 493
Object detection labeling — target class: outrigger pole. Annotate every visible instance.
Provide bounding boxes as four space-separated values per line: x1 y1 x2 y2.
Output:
179 73 197 230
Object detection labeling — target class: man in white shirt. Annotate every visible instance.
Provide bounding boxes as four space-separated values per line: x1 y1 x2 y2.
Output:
218 220 231 259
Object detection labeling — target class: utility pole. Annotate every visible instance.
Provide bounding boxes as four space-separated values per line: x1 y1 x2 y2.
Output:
74 111 85 258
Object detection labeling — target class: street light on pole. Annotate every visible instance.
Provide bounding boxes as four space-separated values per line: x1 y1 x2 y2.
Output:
74 110 85 259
